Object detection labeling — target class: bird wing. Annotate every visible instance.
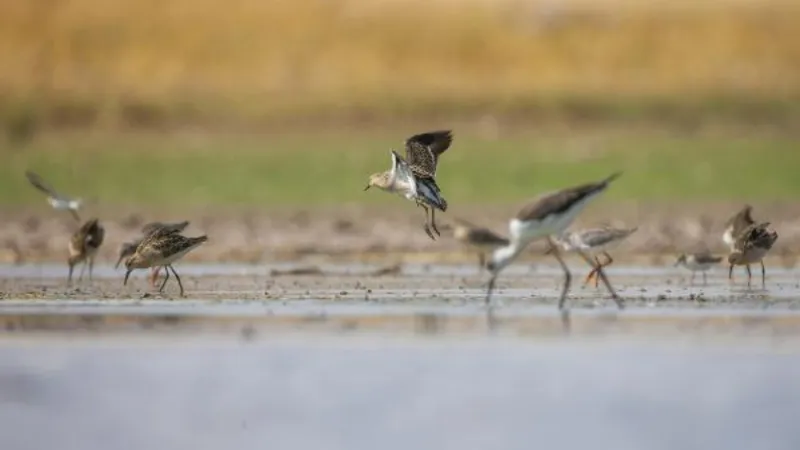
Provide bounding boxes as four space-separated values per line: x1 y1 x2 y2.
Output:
404 130 453 177
141 221 189 237
736 222 778 251
390 150 418 196
25 171 63 199
516 173 622 222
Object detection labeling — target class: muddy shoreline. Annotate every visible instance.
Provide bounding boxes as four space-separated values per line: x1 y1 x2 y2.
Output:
1 202 798 265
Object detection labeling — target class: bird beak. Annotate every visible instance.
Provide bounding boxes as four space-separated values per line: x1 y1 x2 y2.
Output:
363 185 371 191
115 255 124 269
124 269 133 286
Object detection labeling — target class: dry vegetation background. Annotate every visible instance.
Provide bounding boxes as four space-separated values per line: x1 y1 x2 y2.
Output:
1 0 799 128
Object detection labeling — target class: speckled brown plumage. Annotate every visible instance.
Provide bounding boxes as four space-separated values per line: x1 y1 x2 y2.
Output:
722 205 756 249
728 222 778 287
68 218 105 284
123 227 207 296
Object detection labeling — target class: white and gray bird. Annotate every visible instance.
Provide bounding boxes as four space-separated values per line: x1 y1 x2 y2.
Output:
674 252 723 285
25 170 84 222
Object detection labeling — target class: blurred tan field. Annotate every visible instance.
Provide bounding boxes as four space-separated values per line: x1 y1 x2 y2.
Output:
1 0 799 128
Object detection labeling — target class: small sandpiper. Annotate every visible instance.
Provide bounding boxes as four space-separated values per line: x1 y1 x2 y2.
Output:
123 226 207 297
727 222 778 287
25 170 85 222
115 220 191 286
443 218 510 272
365 130 453 240
722 205 755 250
674 252 723 285
548 226 638 288
67 218 105 285
484 173 624 316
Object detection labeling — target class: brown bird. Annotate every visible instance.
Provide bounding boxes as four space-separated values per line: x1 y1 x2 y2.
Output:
442 218 509 272
722 205 756 250
728 222 778 287
365 130 453 240
123 226 207 296
67 218 105 284
115 220 191 286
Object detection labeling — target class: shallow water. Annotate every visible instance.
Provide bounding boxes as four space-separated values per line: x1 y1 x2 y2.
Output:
2 262 800 338
1 335 800 450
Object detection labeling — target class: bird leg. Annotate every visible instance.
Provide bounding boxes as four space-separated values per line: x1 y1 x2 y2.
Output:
547 238 573 312
149 267 162 287
746 264 752 287
78 261 87 282
68 263 74 286
728 264 734 282
596 252 615 288
158 266 171 293
168 264 185 297
760 260 766 287
690 271 696 285
582 256 602 287
88 257 94 281
484 272 499 307
577 250 623 310
703 271 707 285
420 205 436 241
430 208 441 236
546 238 572 332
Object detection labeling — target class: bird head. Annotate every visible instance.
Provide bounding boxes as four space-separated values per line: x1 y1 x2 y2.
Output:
364 172 390 191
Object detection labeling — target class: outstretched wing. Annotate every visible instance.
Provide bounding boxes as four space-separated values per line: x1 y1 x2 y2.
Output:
390 150 418 197
516 172 622 223
25 171 62 198
403 130 453 177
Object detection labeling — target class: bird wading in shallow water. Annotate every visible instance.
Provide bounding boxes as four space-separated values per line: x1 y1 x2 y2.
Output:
674 252 723 285
548 226 638 288
365 130 453 240
727 222 778 287
123 226 207 297
116 220 191 287
484 173 625 321
67 218 105 285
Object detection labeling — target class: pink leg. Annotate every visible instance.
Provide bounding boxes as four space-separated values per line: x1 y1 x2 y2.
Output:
149 267 162 287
